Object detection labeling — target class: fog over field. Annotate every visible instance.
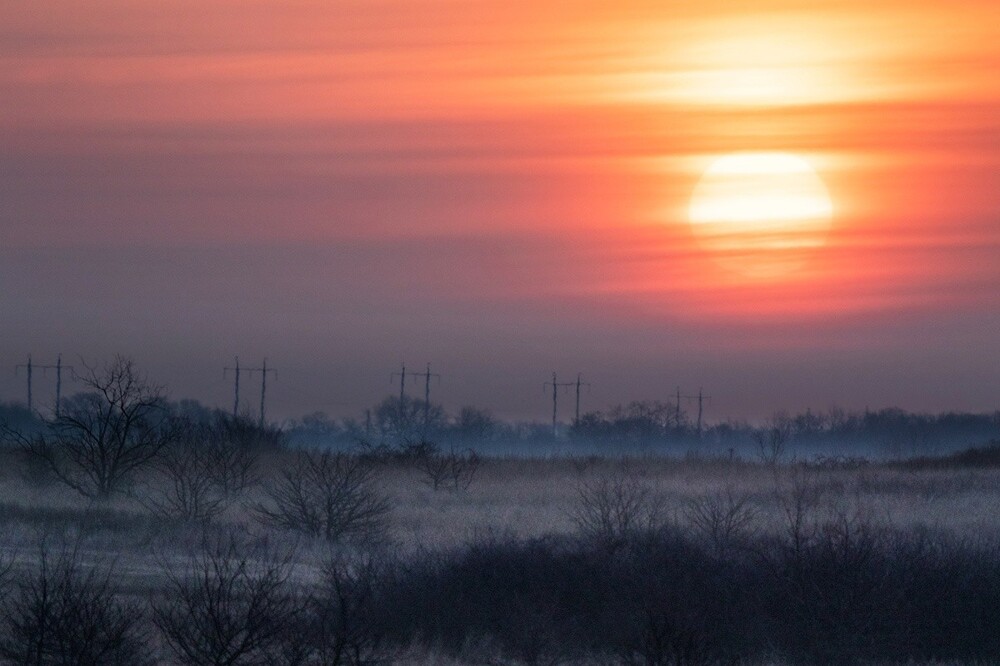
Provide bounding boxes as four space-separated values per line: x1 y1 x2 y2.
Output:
3 0 1000 663
0 357 997 664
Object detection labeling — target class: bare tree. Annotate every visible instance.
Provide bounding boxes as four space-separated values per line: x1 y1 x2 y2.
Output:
569 471 664 550
206 423 260 500
363 396 447 454
253 451 390 543
153 535 299 666
144 418 258 522
418 446 481 492
0 543 152 666
774 465 826 561
13 356 174 499
274 555 394 666
683 486 759 556
753 414 793 467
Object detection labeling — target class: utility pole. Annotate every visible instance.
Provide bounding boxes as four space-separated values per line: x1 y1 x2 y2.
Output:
543 372 575 437
411 363 442 426
676 387 682 428
697 388 705 438
259 359 271 428
15 355 33 413
223 356 242 418
682 388 712 439
390 363 417 403
45 355 73 417
16 355 74 416
241 359 276 428
54 355 65 417
574 373 591 424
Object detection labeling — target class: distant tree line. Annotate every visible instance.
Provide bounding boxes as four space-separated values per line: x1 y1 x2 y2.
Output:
3 363 998 458
284 399 1000 458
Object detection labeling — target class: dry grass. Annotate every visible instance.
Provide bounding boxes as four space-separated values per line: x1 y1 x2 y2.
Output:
2 447 1000 664
3 450 1000 552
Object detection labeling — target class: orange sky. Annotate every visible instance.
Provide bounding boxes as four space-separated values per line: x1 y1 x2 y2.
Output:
1 0 999 419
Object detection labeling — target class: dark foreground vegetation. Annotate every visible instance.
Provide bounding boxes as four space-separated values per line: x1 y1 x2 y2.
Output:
1 513 999 665
2 356 1000 665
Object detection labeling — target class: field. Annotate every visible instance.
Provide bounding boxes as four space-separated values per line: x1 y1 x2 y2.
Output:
1 443 1000 665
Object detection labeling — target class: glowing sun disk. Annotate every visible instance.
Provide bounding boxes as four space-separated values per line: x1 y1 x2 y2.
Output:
688 152 834 277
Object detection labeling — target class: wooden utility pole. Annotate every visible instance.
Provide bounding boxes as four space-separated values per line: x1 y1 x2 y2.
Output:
411 363 442 426
543 372 575 437
697 388 705 437
682 388 712 439
391 363 417 403
15 355 32 412
574 373 591 424
676 387 682 428
54 355 65 416
223 356 242 418
238 359 276 427
47 355 74 417
17 355 75 416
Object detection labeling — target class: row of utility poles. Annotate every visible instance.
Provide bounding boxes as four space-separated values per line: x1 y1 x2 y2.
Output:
543 374 710 438
13 355 710 437
11 354 279 428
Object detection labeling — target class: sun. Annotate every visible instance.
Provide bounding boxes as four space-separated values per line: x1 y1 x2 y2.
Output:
688 152 834 277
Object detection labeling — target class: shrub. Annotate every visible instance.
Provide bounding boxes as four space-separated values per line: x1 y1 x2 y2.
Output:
0 544 152 666
569 471 664 550
144 418 258 522
287 555 395 665
253 451 390 543
418 446 481 492
153 535 299 666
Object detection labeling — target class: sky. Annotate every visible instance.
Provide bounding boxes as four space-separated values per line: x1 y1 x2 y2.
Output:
1 0 999 423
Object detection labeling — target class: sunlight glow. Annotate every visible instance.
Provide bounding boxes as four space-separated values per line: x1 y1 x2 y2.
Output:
688 152 834 277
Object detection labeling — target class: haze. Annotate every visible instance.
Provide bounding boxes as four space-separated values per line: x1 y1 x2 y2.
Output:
2 0 999 421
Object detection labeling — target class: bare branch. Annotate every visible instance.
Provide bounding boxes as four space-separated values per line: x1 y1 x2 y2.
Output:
153 533 299 666
17 356 175 499
252 451 391 544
